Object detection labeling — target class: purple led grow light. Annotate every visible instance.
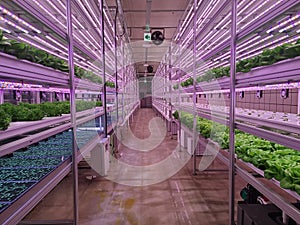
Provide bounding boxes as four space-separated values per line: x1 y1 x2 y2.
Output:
0 26 11 33
239 0 284 31
197 0 220 27
45 0 66 22
279 19 300 33
238 35 287 59
45 35 67 50
178 0 203 42
0 6 41 33
30 0 66 29
45 35 98 72
75 0 98 29
236 35 274 54
18 36 68 61
43 0 107 60
0 81 42 89
175 4 194 41
267 13 300 33
34 36 66 55
0 16 29 34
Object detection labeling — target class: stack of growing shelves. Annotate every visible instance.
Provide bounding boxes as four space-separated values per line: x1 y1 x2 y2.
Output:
153 0 300 224
0 0 139 224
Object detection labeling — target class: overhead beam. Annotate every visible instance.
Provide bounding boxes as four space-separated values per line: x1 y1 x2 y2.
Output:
128 26 177 29
124 9 185 13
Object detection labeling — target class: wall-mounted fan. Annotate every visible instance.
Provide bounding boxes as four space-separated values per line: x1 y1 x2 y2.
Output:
151 31 164 45
256 90 263 99
147 65 154 73
280 88 289 99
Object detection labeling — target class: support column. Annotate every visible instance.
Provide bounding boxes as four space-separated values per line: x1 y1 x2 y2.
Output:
297 88 300 114
36 91 41 104
49 92 53 102
0 89 4 104
100 0 108 137
66 0 78 224
229 0 237 224
192 0 197 175
114 8 119 153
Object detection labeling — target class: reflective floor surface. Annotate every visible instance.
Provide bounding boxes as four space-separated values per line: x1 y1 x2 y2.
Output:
23 108 245 225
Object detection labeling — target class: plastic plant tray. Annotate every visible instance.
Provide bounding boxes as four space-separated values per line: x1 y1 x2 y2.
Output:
13 150 72 157
0 115 105 214
0 167 54 182
0 182 36 202
0 157 65 168
0 202 10 213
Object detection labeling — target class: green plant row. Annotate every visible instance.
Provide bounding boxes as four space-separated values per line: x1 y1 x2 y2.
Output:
175 110 300 194
105 81 115 88
176 38 300 88
173 84 179 90
0 100 102 130
0 30 102 84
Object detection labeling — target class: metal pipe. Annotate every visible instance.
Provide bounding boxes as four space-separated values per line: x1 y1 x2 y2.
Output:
178 20 182 152
122 42 125 122
114 7 119 150
100 0 108 137
229 0 237 224
192 0 197 175
66 0 78 223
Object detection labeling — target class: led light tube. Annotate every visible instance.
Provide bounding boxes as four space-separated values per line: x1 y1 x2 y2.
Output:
267 13 300 33
34 36 67 55
57 0 66 10
0 6 41 33
237 35 261 50
239 0 284 31
178 2 198 40
75 0 98 29
279 19 300 33
238 0 271 27
197 0 249 50
54 0 88 32
103 8 113 29
0 26 11 33
31 0 67 29
182 0 212 44
197 0 220 27
238 35 288 59
270 34 300 48
45 0 102 57
178 12 194 40
213 35 269 62
0 16 29 33
45 35 67 50
46 0 66 20
77 30 100 50
198 36 230 56
18 36 68 61
237 35 273 53
205 30 229 50
83 0 101 26
46 35 86 62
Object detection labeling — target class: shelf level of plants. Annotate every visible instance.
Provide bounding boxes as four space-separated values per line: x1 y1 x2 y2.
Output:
179 54 300 93
172 103 300 152
0 52 102 90
0 114 113 224
173 110 300 223
0 106 107 158
0 101 103 140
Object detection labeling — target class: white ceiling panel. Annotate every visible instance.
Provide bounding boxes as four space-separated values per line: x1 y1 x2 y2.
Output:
107 0 189 75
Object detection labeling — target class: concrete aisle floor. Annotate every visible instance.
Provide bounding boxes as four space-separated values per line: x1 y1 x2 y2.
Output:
24 108 246 225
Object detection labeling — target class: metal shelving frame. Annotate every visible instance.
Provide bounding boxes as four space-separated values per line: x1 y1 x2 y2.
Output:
0 0 137 224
